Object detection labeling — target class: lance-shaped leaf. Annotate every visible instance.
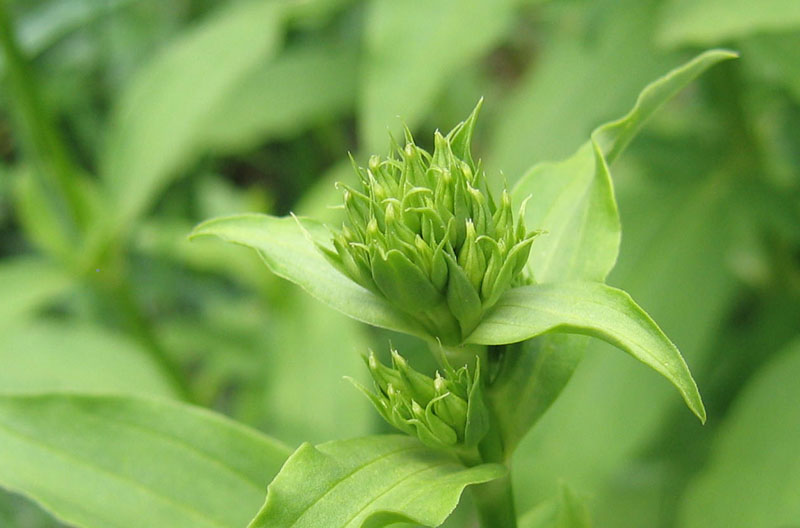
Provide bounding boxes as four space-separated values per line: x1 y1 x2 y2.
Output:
0 393 291 528
190 214 426 338
468 281 705 422
248 435 505 528
491 50 732 444
102 0 283 235
512 49 738 285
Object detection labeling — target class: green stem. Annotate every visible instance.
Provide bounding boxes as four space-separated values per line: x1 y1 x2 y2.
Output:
471 471 517 528
90 255 194 403
0 2 86 235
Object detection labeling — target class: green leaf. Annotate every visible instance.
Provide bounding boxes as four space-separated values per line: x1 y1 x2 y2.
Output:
360 0 515 151
493 49 731 446
512 141 619 284
511 172 738 518
513 49 737 284
262 294 375 446
101 0 283 234
203 39 358 152
678 338 800 527
0 393 291 528
519 483 592 528
658 0 800 46
468 281 705 422
248 435 505 528
487 0 675 181
0 321 177 398
593 49 739 165
0 256 71 328
189 214 426 338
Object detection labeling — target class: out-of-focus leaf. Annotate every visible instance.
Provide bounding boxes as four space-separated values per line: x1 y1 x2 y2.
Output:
487 0 674 181
101 0 283 233
11 0 133 61
248 435 505 528
678 338 800 527
519 484 591 528
469 281 705 422
0 256 71 327
135 218 271 292
658 0 800 46
262 292 374 445
203 39 358 152
741 32 800 103
0 394 291 528
189 214 426 338
360 0 515 151
12 165 101 261
0 321 177 398
0 488 65 528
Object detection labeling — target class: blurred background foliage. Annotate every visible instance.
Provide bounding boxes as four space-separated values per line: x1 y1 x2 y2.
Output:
0 0 798 527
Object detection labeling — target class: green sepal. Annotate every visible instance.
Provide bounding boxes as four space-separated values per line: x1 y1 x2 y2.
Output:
371 249 442 312
463 360 490 448
445 253 483 342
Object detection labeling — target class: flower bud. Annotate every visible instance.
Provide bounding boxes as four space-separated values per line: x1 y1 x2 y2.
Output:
351 349 489 450
325 100 539 344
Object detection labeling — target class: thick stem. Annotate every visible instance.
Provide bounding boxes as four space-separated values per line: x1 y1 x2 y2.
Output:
471 471 517 528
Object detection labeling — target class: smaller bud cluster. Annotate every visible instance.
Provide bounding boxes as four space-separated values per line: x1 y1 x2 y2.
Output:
351 349 489 451
320 101 539 345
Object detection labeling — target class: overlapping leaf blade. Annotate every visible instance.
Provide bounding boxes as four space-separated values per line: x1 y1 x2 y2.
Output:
248 435 505 528
0 394 291 528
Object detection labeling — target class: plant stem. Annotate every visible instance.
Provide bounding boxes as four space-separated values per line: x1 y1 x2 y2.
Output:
90 254 195 403
0 2 87 234
471 471 517 528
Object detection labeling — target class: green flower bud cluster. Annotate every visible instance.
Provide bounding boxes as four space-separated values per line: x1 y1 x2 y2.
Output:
321 101 539 345
351 349 489 451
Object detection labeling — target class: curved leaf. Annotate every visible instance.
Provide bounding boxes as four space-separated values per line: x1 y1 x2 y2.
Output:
189 214 426 338
467 281 705 422
512 140 619 284
495 50 730 445
248 435 505 528
512 49 737 284
593 49 739 164
0 393 291 528
102 0 283 233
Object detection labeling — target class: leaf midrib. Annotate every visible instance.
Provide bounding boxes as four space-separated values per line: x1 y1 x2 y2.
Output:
289 444 427 527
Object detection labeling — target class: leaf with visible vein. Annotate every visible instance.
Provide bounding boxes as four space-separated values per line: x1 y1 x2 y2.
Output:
249 435 505 528
468 281 705 422
0 394 291 528
190 214 426 339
